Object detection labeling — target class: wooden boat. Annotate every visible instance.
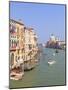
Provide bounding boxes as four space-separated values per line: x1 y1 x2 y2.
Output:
10 65 24 80
10 72 24 80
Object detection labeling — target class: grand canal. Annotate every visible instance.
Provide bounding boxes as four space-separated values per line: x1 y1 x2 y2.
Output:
10 48 66 88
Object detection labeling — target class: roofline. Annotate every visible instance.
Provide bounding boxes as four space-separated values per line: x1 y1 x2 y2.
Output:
24 27 34 30
10 19 24 25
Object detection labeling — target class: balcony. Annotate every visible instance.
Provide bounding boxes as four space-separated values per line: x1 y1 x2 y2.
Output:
10 45 24 51
10 46 17 51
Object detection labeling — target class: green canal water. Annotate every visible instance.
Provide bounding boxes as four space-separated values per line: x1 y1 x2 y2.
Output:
10 48 66 88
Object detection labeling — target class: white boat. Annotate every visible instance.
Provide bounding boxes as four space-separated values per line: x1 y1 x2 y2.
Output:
48 60 56 65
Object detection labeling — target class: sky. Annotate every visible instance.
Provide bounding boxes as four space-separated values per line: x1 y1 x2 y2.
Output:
10 1 65 43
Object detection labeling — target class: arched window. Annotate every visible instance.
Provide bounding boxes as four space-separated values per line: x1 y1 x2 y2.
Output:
17 40 19 47
11 53 14 66
15 56 18 62
12 40 13 47
10 40 11 47
14 40 16 47
16 41 17 47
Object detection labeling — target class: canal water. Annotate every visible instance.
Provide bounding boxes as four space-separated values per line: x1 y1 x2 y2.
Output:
10 48 66 88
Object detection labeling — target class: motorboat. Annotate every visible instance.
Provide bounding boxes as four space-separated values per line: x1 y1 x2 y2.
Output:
48 60 56 65
55 49 59 53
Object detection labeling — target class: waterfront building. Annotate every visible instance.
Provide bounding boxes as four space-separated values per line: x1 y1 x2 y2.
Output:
10 19 25 80
10 19 38 80
24 27 38 70
57 41 66 49
46 34 66 49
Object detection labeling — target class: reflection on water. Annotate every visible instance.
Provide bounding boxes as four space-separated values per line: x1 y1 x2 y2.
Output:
10 48 65 88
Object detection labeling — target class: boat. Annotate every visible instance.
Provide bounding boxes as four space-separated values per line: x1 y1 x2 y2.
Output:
48 60 56 65
55 49 59 53
10 68 24 80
